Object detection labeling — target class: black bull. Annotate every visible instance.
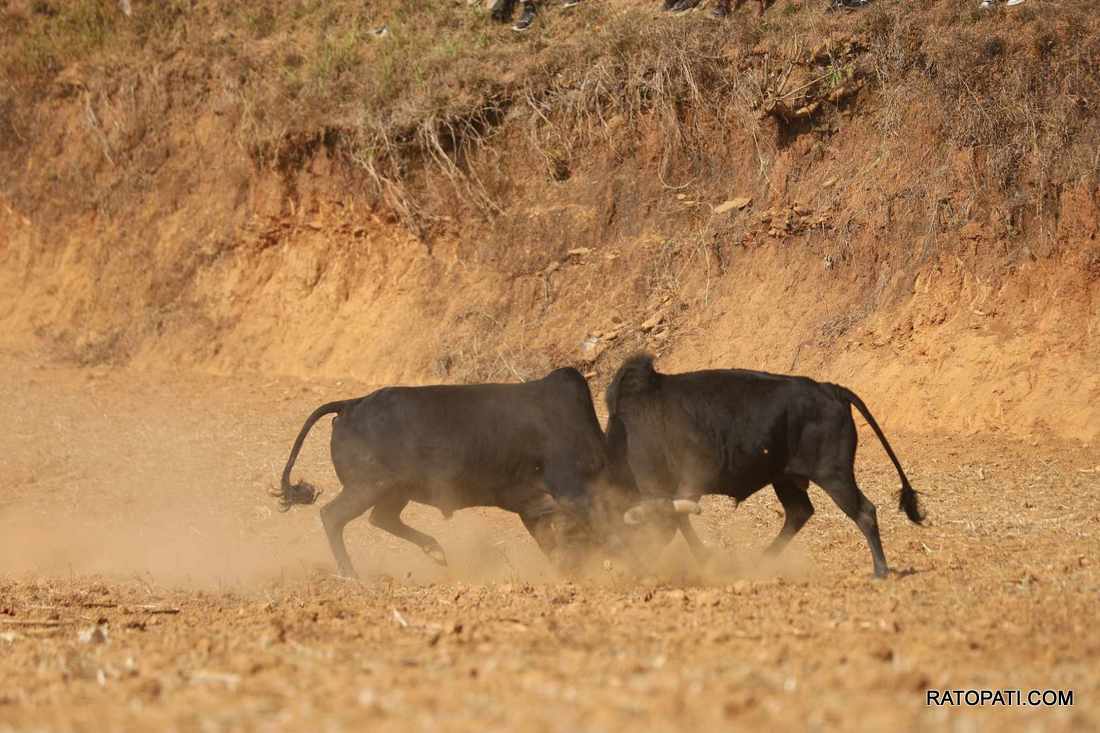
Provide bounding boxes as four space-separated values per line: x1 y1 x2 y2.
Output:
273 367 614 578
605 354 925 578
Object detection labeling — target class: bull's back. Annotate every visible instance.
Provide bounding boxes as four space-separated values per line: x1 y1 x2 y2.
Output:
643 370 841 489
331 373 604 486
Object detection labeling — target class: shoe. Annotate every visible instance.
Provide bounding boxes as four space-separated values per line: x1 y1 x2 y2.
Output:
1005 0 1024 5
512 3 535 30
562 0 581 7
979 0 994 7
669 0 700 12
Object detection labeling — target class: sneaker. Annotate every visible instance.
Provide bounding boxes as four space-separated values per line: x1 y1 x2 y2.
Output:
1005 0 1024 5
512 2 535 30
562 0 581 7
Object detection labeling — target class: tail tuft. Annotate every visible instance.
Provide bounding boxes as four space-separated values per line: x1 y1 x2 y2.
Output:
270 481 323 513
898 484 925 525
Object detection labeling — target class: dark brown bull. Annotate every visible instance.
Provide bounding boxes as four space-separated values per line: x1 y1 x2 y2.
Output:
606 354 924 578
274 368 609 578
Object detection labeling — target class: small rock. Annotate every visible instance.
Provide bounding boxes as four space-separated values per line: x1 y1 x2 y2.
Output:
391 608 409 628
78 622 109 645
640 313 664 332
580 337 606 361
714 196 752 214
663 589 687 603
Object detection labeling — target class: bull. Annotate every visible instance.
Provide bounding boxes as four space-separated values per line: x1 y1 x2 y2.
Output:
273 368 609 578
606 353 924 578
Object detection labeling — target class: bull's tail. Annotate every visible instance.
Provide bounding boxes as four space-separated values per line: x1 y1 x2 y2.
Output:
272 400 353 512
605 352 660 415
835 386 925 524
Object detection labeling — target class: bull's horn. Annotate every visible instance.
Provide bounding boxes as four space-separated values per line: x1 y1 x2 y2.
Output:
671 499 702 515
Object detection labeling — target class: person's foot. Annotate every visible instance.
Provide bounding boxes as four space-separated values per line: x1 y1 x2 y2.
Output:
1005 0 1025 5
562 0 581 7
979 0 994 8
512 2 536 30
662 0 677 10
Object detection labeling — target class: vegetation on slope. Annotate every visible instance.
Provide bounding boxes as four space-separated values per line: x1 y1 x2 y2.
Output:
4 0 1097 243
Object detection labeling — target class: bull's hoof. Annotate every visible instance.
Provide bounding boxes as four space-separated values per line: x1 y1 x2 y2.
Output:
422 543 448 567
872 566 890 580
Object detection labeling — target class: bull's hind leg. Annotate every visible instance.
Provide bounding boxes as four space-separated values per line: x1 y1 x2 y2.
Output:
814 471 889 578
765 477 814 556
320 487 380 578
370 495 447 566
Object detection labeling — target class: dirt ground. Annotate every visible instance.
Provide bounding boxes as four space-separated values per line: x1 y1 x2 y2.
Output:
0 349 1097 732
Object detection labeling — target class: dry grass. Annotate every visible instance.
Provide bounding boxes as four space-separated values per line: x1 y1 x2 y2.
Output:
2 0 1098 243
